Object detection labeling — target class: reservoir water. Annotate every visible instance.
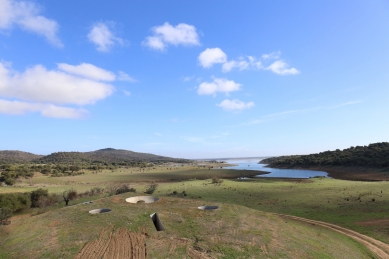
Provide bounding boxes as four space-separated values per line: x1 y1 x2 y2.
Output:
219 158 328 178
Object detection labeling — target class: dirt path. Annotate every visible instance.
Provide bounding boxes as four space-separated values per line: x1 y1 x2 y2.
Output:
276 213 389 259
74 227 147 259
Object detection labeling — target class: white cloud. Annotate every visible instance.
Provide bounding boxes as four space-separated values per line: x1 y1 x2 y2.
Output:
0 0 62 46
123 90 131 96
0 99 88 118
199 49 299 75
144 22 199 51
197 77 242 96
217 99 255 111
183 75 194 82
88 22 124 52
0 62 114 105
57 63 116 81
0 62 117 118
118 71 136 82
266 60 300 75
262 51 281 59
198 48 227 68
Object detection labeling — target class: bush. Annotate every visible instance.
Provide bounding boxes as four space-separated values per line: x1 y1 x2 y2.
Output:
30 189 49 208
37 194 61 208
4 178 16 186
212 177 223 185
0 193 31 212
0 207 13 224
145 183 158 194
108 184 136 196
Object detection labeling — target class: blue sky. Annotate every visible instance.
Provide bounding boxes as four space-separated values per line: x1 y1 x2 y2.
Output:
1 0 389 159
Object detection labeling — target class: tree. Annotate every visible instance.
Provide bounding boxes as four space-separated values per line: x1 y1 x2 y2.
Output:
62 189 77 206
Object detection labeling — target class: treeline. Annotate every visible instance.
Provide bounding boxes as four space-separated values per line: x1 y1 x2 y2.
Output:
0 161 157 185
261 142 389 168
0 184 136 213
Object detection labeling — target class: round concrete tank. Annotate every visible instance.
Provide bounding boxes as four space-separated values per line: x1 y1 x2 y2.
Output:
125 196 159 204
89 208 112 214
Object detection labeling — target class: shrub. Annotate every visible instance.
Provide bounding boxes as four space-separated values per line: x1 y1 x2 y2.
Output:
0 193 31 212
30 189 49 208
145 183 158 194
212 177 223 185
4 178 16 186
0 207 13 225
37 194 61 208
107 184 136 196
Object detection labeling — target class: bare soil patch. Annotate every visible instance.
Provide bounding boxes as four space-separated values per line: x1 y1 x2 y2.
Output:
75 227 147 259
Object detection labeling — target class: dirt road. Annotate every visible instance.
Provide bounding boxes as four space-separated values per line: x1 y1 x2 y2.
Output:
276 214 389 259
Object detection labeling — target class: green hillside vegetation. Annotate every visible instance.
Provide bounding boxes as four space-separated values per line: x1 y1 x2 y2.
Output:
35 148 191 164
0 148 192 184
262 142 389 168
0 151 42 163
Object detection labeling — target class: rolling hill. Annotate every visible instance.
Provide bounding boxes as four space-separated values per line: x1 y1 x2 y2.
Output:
0 148 190 164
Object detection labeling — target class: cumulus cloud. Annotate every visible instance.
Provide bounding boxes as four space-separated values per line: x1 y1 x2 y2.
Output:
198 48 227 68
0 0 62 46
0 62 117 118
57 63 116 81
198 49 299 75
88 22 124 52
0 99 88 118
143 22 199 51
266 60 300 75
197 77 242 95
261 51 281 60
217 99 255 111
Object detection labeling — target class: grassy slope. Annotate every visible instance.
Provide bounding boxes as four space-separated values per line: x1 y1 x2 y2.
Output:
157 178 389 244
1 166 389 257
0 166 261 194
0 193 374 259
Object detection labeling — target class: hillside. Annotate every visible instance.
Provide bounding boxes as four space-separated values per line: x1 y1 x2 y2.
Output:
261 142 389 168
0 193 376 258
0 151 42 163
35 148 190 164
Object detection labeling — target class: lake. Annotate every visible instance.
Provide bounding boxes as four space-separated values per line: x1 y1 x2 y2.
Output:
219 158 328 179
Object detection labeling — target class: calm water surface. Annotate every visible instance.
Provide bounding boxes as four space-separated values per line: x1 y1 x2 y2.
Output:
220 158 328 178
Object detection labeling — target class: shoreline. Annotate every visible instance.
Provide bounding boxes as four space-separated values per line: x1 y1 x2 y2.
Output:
264 165 389 181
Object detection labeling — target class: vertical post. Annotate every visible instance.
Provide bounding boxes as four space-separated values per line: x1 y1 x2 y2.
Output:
150 213 165 231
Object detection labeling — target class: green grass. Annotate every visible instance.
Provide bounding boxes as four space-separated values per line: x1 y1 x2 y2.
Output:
155 177 389 243
0 193 376 258
2 166 389 257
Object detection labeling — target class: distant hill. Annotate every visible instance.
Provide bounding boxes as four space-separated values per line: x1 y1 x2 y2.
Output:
261 142 389 168
0 151 43 163
35 148 190 164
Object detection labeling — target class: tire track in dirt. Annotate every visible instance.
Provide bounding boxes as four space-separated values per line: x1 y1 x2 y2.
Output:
275 213 389 259
75 227 146 259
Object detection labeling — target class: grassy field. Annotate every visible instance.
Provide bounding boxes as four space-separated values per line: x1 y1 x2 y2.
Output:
154 177 389 244
0 193 375 258
1 165 389 257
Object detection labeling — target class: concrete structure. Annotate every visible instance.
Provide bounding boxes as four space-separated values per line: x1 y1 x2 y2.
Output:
89 208 112 214
125 196 159 204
